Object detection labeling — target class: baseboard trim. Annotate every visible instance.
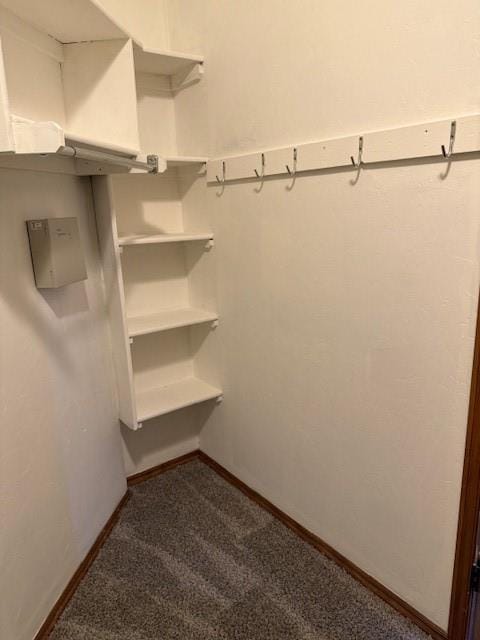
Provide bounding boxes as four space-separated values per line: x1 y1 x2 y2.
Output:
33 490 130 640
36 449 447 640
127 450 201 486
197 451 448 640
35 451 200 639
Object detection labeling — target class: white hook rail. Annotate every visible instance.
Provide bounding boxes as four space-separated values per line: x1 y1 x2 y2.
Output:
207 114 480 184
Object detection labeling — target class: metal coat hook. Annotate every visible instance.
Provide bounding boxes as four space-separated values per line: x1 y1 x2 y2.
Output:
351 136 363 168
442 121 456 158
286 148 297 176
254 153 265 178
216 161 226 184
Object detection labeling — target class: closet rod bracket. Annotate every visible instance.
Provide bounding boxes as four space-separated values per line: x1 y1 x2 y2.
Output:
147 155 160 174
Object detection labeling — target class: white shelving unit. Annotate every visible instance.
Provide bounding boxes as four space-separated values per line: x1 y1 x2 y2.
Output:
0 1 221 430
0 3 204 173
94 161 221 431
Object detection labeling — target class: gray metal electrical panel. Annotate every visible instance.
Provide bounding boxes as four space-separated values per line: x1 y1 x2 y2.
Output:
26 217 87 288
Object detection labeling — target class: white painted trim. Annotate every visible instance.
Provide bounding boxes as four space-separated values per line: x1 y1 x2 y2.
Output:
0 34 14 152
93 175 139 430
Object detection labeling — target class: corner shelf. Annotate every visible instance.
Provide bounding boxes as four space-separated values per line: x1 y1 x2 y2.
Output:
128 308 218 337
136 378 222 422
133 46 204 76
118 232 213 246
165 156 208 167
133 44 204 92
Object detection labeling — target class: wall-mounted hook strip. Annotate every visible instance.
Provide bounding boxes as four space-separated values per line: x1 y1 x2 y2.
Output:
350 136 363 168
441 121 456 158
254 153 265 178
286 148 297 176
206 114 480 184
216 161 226 184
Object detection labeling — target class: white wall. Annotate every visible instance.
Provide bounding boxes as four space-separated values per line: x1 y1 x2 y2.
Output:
121 407 200 476
0 169 126 640
96 0 171 49
165 0 480 629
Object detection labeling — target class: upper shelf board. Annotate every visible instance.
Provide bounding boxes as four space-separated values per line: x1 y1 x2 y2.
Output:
133 46 204 76
3 116 163 176
0 0 132 44
118 232 214 246
0 0 206 82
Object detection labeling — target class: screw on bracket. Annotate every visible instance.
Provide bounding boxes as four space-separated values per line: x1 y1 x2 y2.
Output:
147 155 159 174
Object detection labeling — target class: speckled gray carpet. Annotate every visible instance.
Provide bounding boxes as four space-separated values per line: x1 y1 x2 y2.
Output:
50 459 430 640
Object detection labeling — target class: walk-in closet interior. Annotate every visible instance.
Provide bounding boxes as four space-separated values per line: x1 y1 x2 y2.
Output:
2 2 480 640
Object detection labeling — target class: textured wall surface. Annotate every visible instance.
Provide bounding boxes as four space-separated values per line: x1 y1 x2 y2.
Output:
96 0 171 49
166 0 480 629
0 170 126 640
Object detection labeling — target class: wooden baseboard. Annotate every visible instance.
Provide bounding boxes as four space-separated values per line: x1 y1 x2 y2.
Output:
34 490 130 640
36 448 447 640
197 451 448 640
35 451 200 639
126 450 201 485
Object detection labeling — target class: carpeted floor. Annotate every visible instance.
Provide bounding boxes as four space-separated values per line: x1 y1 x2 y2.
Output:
50 459 430 639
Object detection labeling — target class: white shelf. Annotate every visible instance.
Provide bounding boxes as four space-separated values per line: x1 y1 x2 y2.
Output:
0 0 132 44
133 46 204 76
0 1 205 75
165 156 208 167
136 377 222 421
11 115 145 158
118 232 213 246
128 308 218 337
0 116 160 176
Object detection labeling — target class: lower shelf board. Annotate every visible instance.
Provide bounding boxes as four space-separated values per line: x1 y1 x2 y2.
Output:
165 156 208 166
136 377 222 422
128 308 218 337
118 232 213 246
